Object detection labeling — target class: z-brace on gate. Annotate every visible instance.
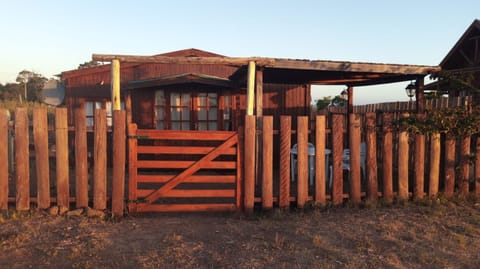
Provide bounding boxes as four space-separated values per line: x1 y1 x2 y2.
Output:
128 124 241 213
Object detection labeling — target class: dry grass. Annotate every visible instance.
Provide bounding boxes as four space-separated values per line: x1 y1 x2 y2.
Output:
0 201 480 268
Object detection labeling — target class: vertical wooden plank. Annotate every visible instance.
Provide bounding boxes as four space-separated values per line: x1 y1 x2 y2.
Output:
0 109 8 209
382 113 393 204
33 108 50 209
93 109 107 210
444 134 456 198
279 116 291 208
111 59 121 110
459 136 471 196
331 114 344 205
428 133 441 198
414 131 426 201
112 110 126 217
297 116 309 208
398 114 409 201
365 112 378 202
244 115 256 213
315 115 326 205
236 127 244 210
75 107 88 208
55 108 69 208
349 113 361 204
15 107 29 210
476 135 480 195
246 61 255 116
262 116 273 210
128 123 138 214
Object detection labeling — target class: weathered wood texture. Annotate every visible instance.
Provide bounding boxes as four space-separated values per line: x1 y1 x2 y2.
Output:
55 108 70 207
262 116 273 210
381 113 393 204
112 110 126 217
348 114 361 204
428 133 441 198
33 108 50 209
15 108 29 210
93 109 107 210
297 116 309 208
365 113 378 202
74 108 88 208
0 109 8 209
315 115 326 205
331 114 344 205
279 116 291 208
244 116 256 213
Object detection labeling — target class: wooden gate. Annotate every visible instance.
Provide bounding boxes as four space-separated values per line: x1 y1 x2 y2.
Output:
128 124 242 213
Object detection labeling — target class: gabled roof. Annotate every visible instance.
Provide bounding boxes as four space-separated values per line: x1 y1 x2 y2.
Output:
154 48 225 58
440 19 480 70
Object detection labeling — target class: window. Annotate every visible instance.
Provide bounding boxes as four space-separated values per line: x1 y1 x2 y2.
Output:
85 100 125 127
154 90 232 131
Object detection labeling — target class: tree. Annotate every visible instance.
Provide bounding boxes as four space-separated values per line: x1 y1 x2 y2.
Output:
314 96 333 110
78 60 102 69
15 70 47 102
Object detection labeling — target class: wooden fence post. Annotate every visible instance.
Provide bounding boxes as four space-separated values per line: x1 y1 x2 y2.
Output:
112 110 126 217
262 116 273 210
55 108 69 208
444 134 456 198
459 136 471 196
413 114 426 201
297 116 309 208
33 108 50 209
428 133 441 198
279 116 291 208
382 113 393 204
127 123 138 214
331 114 344 205
398 114 409 201
15 107 29 210
315 115 326 205
244 115 256 213
365 112 378 202
349 113 361 204
93 109 107 210
0 109 8 209
74 107 88 208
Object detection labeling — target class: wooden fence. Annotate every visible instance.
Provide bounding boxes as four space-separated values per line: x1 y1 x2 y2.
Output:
243 112 480 212
0 107 126 216
353 96 472 113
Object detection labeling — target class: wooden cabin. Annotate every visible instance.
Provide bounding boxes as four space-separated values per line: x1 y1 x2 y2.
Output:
61 48 439 130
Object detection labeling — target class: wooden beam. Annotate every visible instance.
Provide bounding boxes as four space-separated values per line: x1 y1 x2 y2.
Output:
92 54 440 75
255 67 263 117
246 61 255 116
111 59 121 110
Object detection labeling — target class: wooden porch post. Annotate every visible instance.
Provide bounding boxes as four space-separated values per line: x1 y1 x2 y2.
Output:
415 77 425 113
111 59 121 111
347 86 354 114
246 61 256 116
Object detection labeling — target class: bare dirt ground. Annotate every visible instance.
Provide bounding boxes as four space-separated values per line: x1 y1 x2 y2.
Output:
1 200 480 269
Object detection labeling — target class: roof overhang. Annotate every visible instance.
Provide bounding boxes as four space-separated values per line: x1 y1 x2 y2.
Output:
93 53 440 87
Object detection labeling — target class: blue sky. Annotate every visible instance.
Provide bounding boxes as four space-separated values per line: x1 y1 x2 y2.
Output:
0 0 478 104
